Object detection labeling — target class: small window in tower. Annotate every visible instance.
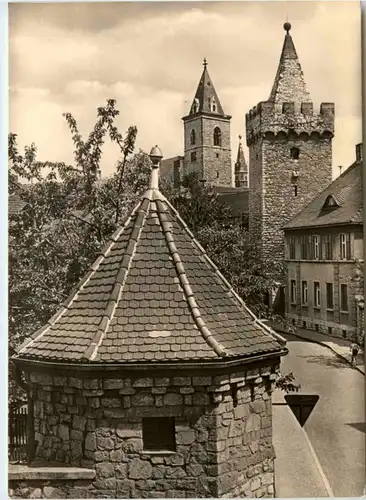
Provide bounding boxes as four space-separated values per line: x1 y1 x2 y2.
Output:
213 127 222 147
216 153 219 158
191 152 197 162
291 147 300 160
213 104 216 112
142 417 176 452
190 129 196 146
294 185 298 197
216 171 220 179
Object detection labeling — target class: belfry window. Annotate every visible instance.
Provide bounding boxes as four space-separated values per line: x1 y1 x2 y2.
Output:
213 127 221 147
190 129 196 146
291 147 300 160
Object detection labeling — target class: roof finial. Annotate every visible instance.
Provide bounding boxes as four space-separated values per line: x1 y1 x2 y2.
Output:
149 145 163 189
203 58 207 68
284 21 291 34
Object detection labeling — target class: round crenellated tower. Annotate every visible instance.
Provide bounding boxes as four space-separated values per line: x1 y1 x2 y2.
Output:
246 22 335 273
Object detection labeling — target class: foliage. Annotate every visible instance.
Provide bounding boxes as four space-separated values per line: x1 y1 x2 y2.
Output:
275 372 301 393
9 100 151 402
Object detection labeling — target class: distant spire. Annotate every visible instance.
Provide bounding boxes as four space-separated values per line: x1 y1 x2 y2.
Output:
188 60 225 116
268 22 311 104
235 135 248 187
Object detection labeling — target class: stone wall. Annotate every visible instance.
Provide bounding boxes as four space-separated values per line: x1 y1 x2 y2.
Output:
21 362 280 498
184 115 232 187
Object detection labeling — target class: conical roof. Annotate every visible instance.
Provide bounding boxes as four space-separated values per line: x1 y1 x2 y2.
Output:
269 23 311 104
235 136 248 173
188 59 226 116
15 148 283 366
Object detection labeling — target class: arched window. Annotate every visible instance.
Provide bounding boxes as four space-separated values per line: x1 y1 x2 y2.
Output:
213 127 221 147
190 129 196 146
291 147 300 160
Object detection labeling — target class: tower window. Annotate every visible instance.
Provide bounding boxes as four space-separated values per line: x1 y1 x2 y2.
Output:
191 152 197 162
291 147 300 160
213 127 221 147
216 171 220 179
216 153 219 158
142 418 176 452
190 129 196 146
294 185 298 197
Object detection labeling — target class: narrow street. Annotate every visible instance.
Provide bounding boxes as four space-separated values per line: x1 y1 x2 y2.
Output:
281 335 365 498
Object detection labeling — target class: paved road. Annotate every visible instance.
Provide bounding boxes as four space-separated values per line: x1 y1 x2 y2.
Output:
281 334 365 497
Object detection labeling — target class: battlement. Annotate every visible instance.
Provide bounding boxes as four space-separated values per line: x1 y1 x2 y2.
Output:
245 100 335 145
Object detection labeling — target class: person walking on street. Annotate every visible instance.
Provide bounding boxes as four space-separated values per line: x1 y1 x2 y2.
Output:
350 340 360 367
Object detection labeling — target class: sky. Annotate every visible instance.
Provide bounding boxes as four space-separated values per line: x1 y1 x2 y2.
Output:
9 1 362 179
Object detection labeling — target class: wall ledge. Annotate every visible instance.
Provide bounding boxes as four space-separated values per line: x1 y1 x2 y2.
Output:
8 463 95 481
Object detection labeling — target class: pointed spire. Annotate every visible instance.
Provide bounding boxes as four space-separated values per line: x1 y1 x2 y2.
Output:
268 22 311 104
235 136 248 188
189 59 225 116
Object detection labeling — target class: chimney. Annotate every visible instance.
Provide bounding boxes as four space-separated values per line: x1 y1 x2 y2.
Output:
356 143 363 162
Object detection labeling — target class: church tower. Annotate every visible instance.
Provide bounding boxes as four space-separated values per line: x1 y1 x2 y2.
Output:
183 59 232 186
246 23 334 270
235 135 249 187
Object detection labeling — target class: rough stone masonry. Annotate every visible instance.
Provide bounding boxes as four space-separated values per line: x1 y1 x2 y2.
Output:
15 362 279 499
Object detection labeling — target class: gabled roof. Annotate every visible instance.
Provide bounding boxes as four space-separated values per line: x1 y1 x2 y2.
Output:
186 59 226 117
284 161 363 230
269 23 311 104
15 148 283 366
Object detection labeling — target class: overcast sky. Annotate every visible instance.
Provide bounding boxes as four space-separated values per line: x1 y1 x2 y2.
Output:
9 1 361 178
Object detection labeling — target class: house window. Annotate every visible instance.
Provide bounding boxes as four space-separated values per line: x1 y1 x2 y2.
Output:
213 127 222 147
340 284 348 312
342 330 347 339
301 281 308 305
190 129 196 146
326 283 334 309
294 185 298 197
290 280 297 304
142 418 176 452
323 234 333 260
301 236 308 260
312 235 320 260
290 147 300 160
191 152 197 162
313 282 320 308
340 233 351 260
328 327 333 336
288 236 296 259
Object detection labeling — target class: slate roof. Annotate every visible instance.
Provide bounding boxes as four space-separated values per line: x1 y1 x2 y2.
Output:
216 187 249 217
16 151 282 365
186 60 227 118
268 24 311 104
284 161 363 230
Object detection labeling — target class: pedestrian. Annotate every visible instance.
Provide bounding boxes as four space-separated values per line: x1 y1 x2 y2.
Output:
350 340 360 367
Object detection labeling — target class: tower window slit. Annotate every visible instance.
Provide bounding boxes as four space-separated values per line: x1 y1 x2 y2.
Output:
294 185 298 197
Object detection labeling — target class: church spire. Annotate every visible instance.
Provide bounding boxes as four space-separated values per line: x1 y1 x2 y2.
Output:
188 59 226 116
235 135 248 188
268 22 311 104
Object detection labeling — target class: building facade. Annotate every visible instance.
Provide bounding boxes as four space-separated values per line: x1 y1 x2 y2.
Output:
284 145 363 341
246 23 334 272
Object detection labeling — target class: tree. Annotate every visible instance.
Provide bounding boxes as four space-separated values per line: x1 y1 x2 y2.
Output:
8 100 151 402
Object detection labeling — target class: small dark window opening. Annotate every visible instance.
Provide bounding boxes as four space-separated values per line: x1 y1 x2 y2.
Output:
190 129 196 146
142 418 176 452
216 153 219 158
213 127 222 147
230 383 238 407
327 327 333 336
216 171 220 179
250 384 255 402
294 185 298 197
191 152 197 162
291 147 300 160
342 330 347 339
315 324 319 332
213 104 216 112
302 321 306 329
292 319 296 326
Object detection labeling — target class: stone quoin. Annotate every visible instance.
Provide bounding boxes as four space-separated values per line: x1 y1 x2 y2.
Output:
12 146 287 498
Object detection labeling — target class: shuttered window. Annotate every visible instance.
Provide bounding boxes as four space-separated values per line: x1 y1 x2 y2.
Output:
142 418 176 452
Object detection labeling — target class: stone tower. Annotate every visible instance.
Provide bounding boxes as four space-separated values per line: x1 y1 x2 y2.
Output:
234 135 249 187
246 23 334 271
183 59 232 186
